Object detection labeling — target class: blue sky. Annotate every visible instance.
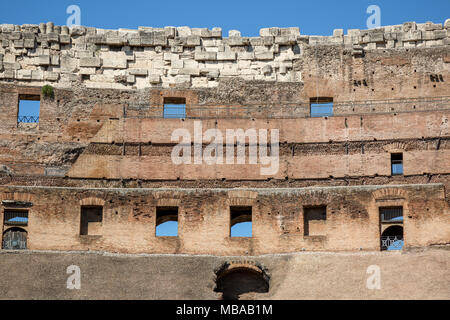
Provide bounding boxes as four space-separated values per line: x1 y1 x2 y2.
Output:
1 0 449 37
156 221 252 237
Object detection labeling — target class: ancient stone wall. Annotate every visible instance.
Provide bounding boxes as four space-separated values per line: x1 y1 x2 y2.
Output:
0 20 449 256
0 184 447 255
1 248 449 299
0 20 449 89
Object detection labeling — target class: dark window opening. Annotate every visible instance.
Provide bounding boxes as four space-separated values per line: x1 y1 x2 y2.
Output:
4 210 28 226
230 206 252 238
2 227 27 250
156 206 178 237
163 97 186 119
380 207 403 251
381 225 404 251
18 94 40 123
304 206 326 236
391 153 403 175
80 206 103 236
215 268 269 300
380 207 403 223
310 97 333 118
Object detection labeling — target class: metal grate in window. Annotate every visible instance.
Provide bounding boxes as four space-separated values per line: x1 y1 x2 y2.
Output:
380 207 403 222
4 210 29 226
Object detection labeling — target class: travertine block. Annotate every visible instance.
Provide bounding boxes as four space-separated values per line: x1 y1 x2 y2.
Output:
80 57 101 67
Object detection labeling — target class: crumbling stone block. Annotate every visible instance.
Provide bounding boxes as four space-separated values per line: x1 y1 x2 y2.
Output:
80 57 101 68
255 51 274 60
36 55 50 65
194 51 217 61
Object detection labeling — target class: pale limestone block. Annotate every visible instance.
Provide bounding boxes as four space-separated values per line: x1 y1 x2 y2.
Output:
79 57 101 67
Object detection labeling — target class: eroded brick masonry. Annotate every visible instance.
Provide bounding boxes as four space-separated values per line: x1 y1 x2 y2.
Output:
0 20 449 255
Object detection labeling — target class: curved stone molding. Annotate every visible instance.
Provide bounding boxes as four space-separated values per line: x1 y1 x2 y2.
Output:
372 188 408 200
156 198 181 207
383 142 410 152
0 192 33 202
214 260 270 281
79 197 105 206
227 190 258 199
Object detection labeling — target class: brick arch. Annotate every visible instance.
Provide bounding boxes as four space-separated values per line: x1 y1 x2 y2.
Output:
0 192 34 202
226 260 266 274
372 188 408 200
156 198 181 207
227 190 258 207
228 198 256 206
214 260 270 300
79 197 105 206
227 190 258 199
382 142 410 153
3 226 28 234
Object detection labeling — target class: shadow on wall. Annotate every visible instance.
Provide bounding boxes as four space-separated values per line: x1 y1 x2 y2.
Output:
214 264 270 300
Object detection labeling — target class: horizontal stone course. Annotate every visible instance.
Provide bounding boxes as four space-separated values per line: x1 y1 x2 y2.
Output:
0 20 448 89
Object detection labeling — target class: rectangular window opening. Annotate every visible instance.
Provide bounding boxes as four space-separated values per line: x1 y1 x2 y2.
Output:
380 207 403 223
163 97 186 119
4 210 29 226
230 206 252 238
18 95 40 123
303 206 326 236
310 97 333 118
391 153 403 175
80 206 103 236
380 207 404 251
156 206 179 237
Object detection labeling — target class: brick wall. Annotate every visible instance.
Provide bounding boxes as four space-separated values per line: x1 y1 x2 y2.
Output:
0 184 447 255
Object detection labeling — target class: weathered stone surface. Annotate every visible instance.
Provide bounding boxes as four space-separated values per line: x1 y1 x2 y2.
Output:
0 20 447 89
36 55 50 65
194 51 217 61
129 69 148 76
60 55 78 72
333 29 344 37
148 74 160 83
16 69 32 79
102 57 127 69
255 51 274 60
80 57 101 67
228 30 241 37
44 71 59 81
217 51 237 61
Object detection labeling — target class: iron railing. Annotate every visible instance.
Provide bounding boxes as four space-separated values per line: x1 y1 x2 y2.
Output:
4 211 29 226
381 236 404 251
2 230 27 250
2 239 27 250
380 207 403 222
18 115 39 123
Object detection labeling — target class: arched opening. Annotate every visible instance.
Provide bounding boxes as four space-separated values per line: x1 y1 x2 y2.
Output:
215 267 269 300
231 221 252 237
230 206 252 237
2 227 27 250
381 225 404 251
156 207 178 237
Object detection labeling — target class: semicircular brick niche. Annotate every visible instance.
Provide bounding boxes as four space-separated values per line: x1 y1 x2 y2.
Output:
214 260 270 300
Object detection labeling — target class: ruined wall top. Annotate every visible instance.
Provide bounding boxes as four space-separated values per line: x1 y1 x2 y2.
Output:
0 20 449 89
